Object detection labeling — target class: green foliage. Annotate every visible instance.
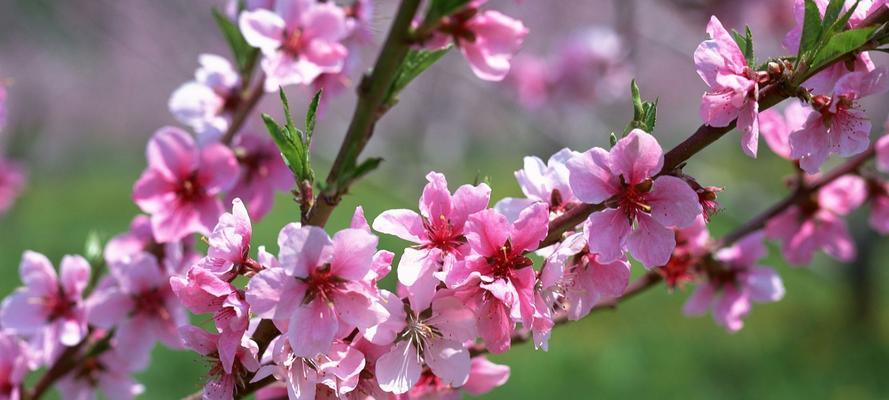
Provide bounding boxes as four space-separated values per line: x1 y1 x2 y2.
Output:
810 26 878 71
211 8 258 77
731 26 755 66
384 46 452 108
794 0 880 78
624 80 658 135
262 89 316 187
424 0 471 23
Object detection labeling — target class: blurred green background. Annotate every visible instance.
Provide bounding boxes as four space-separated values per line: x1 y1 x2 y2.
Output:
2 0 889 399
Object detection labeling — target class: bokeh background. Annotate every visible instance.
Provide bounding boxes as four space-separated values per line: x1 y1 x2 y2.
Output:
1 0 889 399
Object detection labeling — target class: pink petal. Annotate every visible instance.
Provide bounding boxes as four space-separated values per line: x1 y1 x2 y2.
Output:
609 129 664 184
178 325 218 356
818 174 868 215
277 223 332 278
0 290 47 333
713 286 750 332
420 172 453 222
449 182 492 229
86 286 134 329
566 147 618 204
476 300 512 354
19 251 58 296
333 290 389 329
588 256 632 302
869 192 889 234
831 109 871 157
509 202 549 252
582 208 631 264
109 252 163 294
375 341 422 394
818 212 857 262
245 268 294 319
463 357 510 396
198 143 239 194
59 255 90 298
790 113 831 173
627 213 675 268
465 209 510 258
682 283 716 316
427 296 477 343
372 209 426 243
745 266 785 303
300 2 348 42
145 127 197 182
738 98 760 158
330 228 378 281
647 175 702 228
287 300 337 357
877 134 889 173
239 9 286 54
425 339 470 387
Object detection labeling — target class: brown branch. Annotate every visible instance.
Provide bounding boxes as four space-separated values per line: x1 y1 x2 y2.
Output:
221 73 266 145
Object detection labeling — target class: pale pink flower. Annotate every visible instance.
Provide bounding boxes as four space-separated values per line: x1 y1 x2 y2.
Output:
550 27 633 104
758 99 811 160
566 129 702 268
766 175 867 265
876 133 889 172
170 265 235 314
443 203 549 353
397 356 510 399
683 232 785 332
430 4 528 81
790 67 889 173
104 215 198 277
245 221 388 357
252 336 365 400
372 172 490 310
197 198 255 279
0 159 25 216
343 0 375 44
784 0 884 94
228 133 293 220
695 16 761 157
239 0 351 91
373 295 476 394
509 55 550 108
56 351 145 400
0 252 90 361
86 252 186 370
168 54 241 142
495 148 580 221
0 332 32 400
179 325 260 400
133 126 239 243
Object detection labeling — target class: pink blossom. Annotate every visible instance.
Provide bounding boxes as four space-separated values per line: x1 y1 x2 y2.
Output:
766 175 867 265
373 295 476 394
495 148 580 221
657 215 711 289
0 159 25 216
0 252 90 361
550 27 633 105
252 336 365 399
56 351 145 400
695 16 761 157
197 198 256 279
790 68 889 173
758 99 811 160
86 252 186 370
168 54 241 142
179 325 260 400
443 203 549 353
430 4 528 81
245 221 388 357
133 127 239 243
104 215 198 277
509 55 550 108
876 133 889 172
170 266 235 315
396 356 510 399
372 172 490 310
784 0 883 94
0 332 31 400
566 129 702 268
228 133 293 220
343 0 375 44
683 232 785 332
239 0 351 91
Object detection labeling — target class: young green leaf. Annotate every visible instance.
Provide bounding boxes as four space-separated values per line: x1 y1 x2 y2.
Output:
809 25 877 72
730 26 755 66
211 8 259 76
306 90 322 140
425 0 471 23
384 47 452 107
798 0 824 62
822 0 846 29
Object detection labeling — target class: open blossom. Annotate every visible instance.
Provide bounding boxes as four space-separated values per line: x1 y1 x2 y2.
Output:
253 336 365 400
0 331 32 400
105 215 198 277
695 16 761 157
398 356 511 399
443 203 549 354
179 325 260 400
657 215 711 289
766 175 867 265
56 350 145 400
246 220 388 357
495 148 580 221
429 2 528 81
0 252 90 362
566 129 702 268
240 0 351 91
168 54 241 142
133 126 239 243
373 172 490 311
784 0 884 94
371 295 476 394
86 252 186 370
198 199 255 278
758 99 811 160
228 133 293 220
683 232 785 332
0 159 25 215
790 68 889 173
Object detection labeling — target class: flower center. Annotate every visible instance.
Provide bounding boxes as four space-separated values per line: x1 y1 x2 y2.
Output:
133 288 170 320
438 7 479 43
72 357 105 387
610 176 653 222
487 240 533 280
177 173 203 202
422 215 465 252
45 286 76 321
282 29 304 56
301 265 344 304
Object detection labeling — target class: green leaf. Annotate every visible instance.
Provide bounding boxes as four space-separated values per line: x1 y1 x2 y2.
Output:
630 80 643 122
84 231 104 265
262 90 315 184
425 0 471 22
822 0 846 29
306 90 322 140
211 8 259 76
810 25 877 71
798 0 824 60
624 81 658 134
338 157 383 187
730 26 754 66
384 47 452 107
609 132 618 148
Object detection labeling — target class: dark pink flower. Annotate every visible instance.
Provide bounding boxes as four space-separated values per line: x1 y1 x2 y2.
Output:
683 232 785 332
695 16 761 157
132 127 239 243
197 198 256 278
373 172 490 310
766 175 867 264
0 252 90 362
566 129 702 268
228 134 293 220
